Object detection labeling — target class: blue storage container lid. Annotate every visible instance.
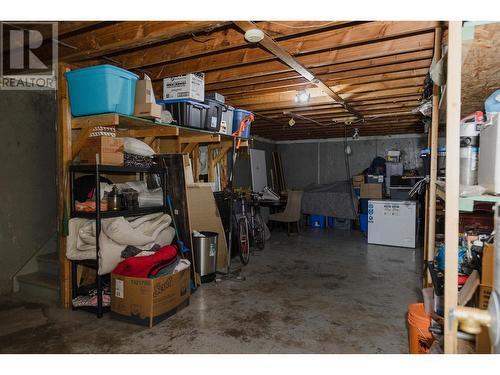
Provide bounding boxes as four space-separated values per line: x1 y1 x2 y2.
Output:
157 99 209 108
234 109 253 114
420 148 431 156
64 64 138 79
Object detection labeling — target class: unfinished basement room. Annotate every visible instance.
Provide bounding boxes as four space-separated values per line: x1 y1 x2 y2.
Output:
1 2 500 371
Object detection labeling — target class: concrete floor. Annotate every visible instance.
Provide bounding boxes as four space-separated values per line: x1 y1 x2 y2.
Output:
0 228 422 353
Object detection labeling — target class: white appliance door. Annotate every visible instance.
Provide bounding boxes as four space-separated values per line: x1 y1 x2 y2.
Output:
250 149 268 193
367 200 416 248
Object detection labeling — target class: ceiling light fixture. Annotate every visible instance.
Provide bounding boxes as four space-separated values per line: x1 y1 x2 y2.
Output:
244 29 265 43
288 118 296 127
295 90 310 104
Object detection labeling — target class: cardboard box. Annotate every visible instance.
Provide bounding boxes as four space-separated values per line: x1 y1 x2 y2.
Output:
163 73 204 102
134 102 162 119
360 183 383 199
111 267 191 327
366 174 384 183
135 76 162 119
476 325 491 354
478 284 492 310
80 136 124 166
481 243 494 287
352 174 364 187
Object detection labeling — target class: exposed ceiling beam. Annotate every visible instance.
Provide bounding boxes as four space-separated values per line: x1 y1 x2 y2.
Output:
60 21 231 62
233 21 364 119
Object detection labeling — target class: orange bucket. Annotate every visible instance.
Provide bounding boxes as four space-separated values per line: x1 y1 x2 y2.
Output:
407 303 433 354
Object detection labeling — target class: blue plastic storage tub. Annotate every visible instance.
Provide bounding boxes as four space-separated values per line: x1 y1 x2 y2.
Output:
64 64 139 117
360 214 368 233
359 198 369 214
232 109 253 138
310 215 325 228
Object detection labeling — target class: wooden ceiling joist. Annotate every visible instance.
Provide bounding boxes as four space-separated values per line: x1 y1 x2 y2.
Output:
59 21 231 62
57 20 436 140
145 29 434 89
204 50 433 91
233 21 362 119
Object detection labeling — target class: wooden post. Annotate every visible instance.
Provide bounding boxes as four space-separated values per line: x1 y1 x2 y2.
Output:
425 26 443 285
192 145 200 182
444 21 462 354
57 63 73 309
207 144 216 182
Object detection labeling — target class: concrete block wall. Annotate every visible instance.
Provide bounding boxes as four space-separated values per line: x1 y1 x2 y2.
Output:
276 134 428 190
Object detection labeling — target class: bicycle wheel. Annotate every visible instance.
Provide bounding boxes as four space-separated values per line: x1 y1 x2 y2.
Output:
238 218 250 265
253 212 266 250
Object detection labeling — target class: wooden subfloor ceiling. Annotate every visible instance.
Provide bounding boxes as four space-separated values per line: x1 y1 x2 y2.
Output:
52 20 441 140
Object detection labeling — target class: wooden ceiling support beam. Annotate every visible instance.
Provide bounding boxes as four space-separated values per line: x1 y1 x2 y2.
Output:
234 21 364 119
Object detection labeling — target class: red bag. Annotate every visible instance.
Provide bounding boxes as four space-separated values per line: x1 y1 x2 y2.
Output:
112 245 178 278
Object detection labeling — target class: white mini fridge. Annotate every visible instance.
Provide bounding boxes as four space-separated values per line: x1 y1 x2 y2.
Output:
367 200 417 248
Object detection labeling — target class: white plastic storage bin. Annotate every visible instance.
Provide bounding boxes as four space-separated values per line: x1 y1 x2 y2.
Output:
221 105 234 135
479 112 500 193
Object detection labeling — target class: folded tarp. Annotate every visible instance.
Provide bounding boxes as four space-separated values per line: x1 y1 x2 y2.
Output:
301 181 358 220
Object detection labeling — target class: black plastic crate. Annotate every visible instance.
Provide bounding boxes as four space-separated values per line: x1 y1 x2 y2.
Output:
204 98 223 132
159 100 208 129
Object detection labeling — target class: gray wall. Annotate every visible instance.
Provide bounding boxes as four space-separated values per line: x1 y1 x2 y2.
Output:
277 135 428 189
0 90 57 294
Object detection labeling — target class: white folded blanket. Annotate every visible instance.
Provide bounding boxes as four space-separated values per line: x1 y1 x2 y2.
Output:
66 213 175 275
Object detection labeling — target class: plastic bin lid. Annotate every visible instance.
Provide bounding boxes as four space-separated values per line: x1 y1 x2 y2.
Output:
64 64 139 79
420 148 431 156
234 108 253 114
157 99 209 108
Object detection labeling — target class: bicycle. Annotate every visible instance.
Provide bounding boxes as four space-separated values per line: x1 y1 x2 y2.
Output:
232 191 250 265
247 192 265 250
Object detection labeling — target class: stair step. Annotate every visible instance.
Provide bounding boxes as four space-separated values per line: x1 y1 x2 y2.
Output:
17 272 59 290
36 253 60 276
16 272 59 303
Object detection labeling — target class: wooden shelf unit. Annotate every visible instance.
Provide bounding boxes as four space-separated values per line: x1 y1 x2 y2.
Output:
57 64 250 310
424 21 500 353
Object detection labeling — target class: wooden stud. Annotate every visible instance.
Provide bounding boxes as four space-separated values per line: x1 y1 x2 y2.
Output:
57 63 73 309
143 136 156 146
426 26 443 284
181 143 198 155
444 21 461 355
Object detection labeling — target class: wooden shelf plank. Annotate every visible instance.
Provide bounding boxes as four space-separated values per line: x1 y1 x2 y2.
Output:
434 181 500 211
459 194 500 212
71 113 250 142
